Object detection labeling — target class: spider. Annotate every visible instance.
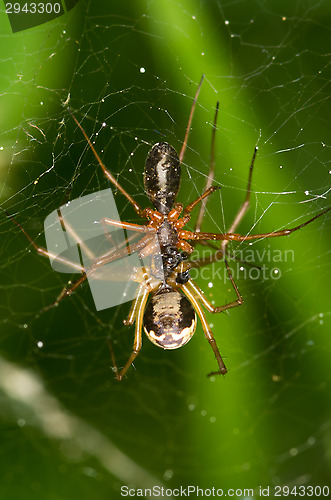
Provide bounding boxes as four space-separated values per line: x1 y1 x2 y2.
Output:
6 76 330 380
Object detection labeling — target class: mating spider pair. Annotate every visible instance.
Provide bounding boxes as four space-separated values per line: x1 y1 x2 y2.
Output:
8 76 330 380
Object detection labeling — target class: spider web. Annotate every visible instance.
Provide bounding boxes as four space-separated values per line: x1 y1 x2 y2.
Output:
0 0 330 498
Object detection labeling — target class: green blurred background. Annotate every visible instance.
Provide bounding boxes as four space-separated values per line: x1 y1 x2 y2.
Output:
0 1 330 498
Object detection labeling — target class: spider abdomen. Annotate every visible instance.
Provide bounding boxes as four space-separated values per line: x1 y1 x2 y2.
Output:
143 287 196 350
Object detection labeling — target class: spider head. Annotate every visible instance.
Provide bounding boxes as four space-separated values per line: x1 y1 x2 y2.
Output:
144 142 181 215
143 286 197 350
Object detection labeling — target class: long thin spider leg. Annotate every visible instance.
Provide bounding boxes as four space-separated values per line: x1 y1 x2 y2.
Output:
179 74 205 164
227 147 258 233
183 260 243 313
68 108 150 218
180 281 227 376
4 207 89 313
101 218 157 233
113 287 150 381
5 198 159 316
41 233 155 313
182 186 221 217
123 290 142 326
41 272 88 313
99 218 159 265
180 206 331 243
220 146 258 253
123 268 159 326
195 101 219 231
6 204 155 313
3 208 84 272
184 147 256 265
181 260 243 376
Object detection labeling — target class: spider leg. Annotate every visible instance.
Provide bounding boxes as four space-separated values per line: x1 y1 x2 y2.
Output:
69 109 153 218
195 102 219 231
112 287 150 381
173 187 221 234
123 292 142 326
3 209 84 272
41 272 88 312
181 260 243 376
41 236 150 311
179 74 205 164
227 147 257 233
122 260 158 327
184 259 243 313
187 146 257 252
220 146 258 252
179 205 331 243
101 218 158 233
6 204 154 313
182 186 221 217
97 216 162 266
4 208 89 312
100 211 162 255
178 99 220 221
228 206 331 240
180 282 227 376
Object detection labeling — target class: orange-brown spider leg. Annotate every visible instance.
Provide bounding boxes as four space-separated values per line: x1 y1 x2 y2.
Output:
173 187 222 238
41 272 88 313
42 235 154 312
181 260 243 376
182 185 222 217
123 263 159 327
5 206 155 313
100 213 162 249
4 209 89 312
101 218 157 233
179 205 331 243
53 237 154 314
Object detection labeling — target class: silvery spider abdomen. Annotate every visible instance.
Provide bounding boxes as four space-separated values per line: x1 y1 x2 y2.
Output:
143 286 197 349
